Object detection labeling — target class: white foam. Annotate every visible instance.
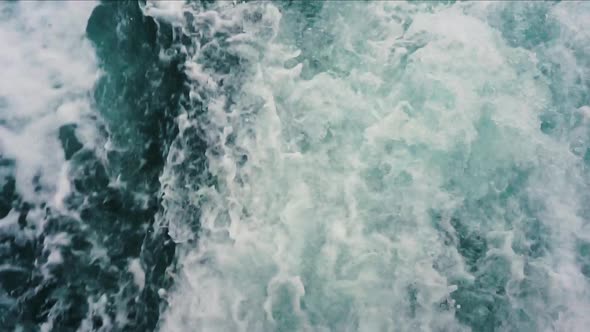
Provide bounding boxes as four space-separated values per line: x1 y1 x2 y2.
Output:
0 1 98 207
0 2 103 330
142 0 187 27
160 1 590 331
77 295 113 332
128 258 146 291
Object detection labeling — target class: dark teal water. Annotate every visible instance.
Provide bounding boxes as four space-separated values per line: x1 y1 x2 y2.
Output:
1 1 590 331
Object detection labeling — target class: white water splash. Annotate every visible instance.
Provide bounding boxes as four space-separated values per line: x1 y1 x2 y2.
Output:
0 1 99 206
157 1 590 331
0 2 104 330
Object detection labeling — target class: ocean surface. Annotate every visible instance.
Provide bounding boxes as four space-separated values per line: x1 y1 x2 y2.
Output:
1 1 590 331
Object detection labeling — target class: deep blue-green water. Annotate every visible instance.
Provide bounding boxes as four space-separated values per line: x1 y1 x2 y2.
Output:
1 1 590 331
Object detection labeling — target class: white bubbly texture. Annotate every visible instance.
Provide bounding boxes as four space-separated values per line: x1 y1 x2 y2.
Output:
0 2 101 331
0 1 98 207
156 1 590 332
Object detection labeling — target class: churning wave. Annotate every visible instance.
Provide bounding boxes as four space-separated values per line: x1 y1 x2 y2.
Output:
1 1 590 331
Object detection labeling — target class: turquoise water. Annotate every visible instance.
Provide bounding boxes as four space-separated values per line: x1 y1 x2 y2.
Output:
1 1 590 331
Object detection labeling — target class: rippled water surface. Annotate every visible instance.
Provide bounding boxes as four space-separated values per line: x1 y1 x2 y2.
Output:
1 1 590 331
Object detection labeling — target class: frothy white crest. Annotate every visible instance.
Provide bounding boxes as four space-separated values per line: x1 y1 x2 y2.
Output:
160 1 590 331
143 0 187 27
0 1 98 207
0 1 104 330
